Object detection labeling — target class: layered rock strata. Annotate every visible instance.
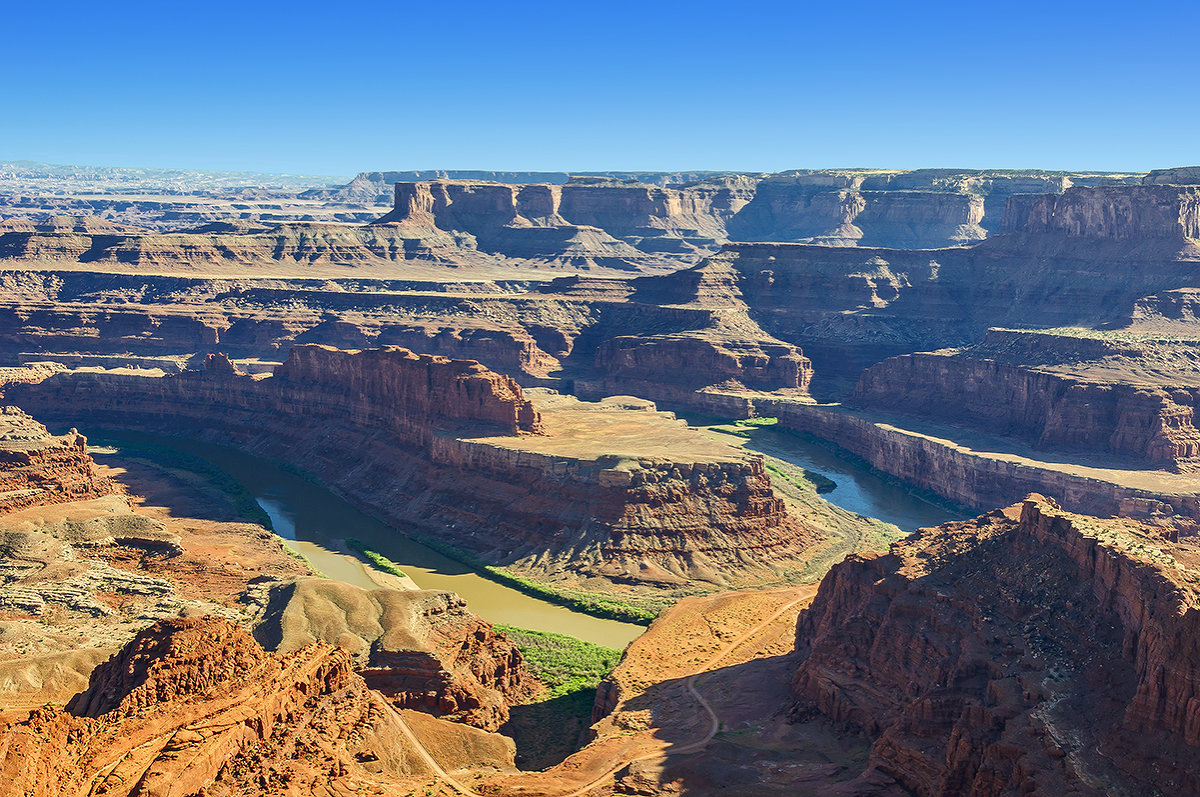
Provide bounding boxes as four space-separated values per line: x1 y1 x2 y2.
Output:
0 617 516 796
0 406 114 514
5 183 1198 413
853 329 1200 471
5 346 816 588
0 215 678 275
791 497 1200 796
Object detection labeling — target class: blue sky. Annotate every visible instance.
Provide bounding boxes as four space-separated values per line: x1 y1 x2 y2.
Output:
3 0 1195 175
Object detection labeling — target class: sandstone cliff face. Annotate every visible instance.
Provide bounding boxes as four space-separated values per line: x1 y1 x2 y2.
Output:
791 498 1200 796
270 344 543 439
591 331 812 405
726 176 987 248
0 616 516 796
1000 185 1200 240
6 347 815 589
0 406 114 515
853 331 1200 471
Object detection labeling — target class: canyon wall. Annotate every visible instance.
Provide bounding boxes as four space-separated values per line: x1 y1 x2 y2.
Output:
726 178 986 248
791 497 1200 796
0 406 115 515
587 332 812 407
762 397 1200 522
375 168 1135 255
1001 184 1200 240
4 346 816 588
852 333 1200 472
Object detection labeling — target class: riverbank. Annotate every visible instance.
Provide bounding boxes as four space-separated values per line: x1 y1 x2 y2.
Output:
89 433 648 649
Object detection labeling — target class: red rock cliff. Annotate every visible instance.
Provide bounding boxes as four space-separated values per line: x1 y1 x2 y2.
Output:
0 616 516 795
272 344 543 438
791 497 1200 796
853 333 1200 471
0 406 115 515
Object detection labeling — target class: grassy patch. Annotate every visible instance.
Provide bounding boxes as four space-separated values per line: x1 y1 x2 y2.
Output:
735 416 779 427
765 461 836 494
346 538 407 577
495 625 622 699
710 425 751 438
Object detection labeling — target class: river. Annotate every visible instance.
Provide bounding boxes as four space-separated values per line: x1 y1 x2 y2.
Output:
738 426 969 531
95 435 646 649
92 427 964 650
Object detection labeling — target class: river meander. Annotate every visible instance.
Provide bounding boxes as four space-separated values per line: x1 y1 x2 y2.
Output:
96 435 646 648
738 427 968 531
93 425 966 650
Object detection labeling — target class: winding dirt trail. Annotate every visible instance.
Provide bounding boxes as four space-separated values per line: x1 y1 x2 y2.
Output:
395 586 814 797
558 590 813 797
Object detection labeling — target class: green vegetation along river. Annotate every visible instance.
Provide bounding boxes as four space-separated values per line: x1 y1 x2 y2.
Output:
98 434 647 649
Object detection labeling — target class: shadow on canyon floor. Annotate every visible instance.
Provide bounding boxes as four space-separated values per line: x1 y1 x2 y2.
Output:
89 443 267 525
609 653 900 796
503 688 600 771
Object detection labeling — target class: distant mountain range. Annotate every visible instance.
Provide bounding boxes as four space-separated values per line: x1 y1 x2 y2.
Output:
0 160 349 192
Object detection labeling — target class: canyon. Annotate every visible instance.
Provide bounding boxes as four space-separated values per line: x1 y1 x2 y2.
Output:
2 164 1200 795
2 346 823 599
791 495 1200 796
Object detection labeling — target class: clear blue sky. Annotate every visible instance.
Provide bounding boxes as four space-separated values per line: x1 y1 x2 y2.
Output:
3 0 1195 175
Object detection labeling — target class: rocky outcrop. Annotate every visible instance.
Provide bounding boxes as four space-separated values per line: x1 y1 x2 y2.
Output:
590 331 812 405
0 616 516 796
0 406 114 515
792 497 1200 796
1143 166 1200 185
852 329 1200 471
1000 184 1200 240
378 176 754 261
5 347 816 589
258 578 531 731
